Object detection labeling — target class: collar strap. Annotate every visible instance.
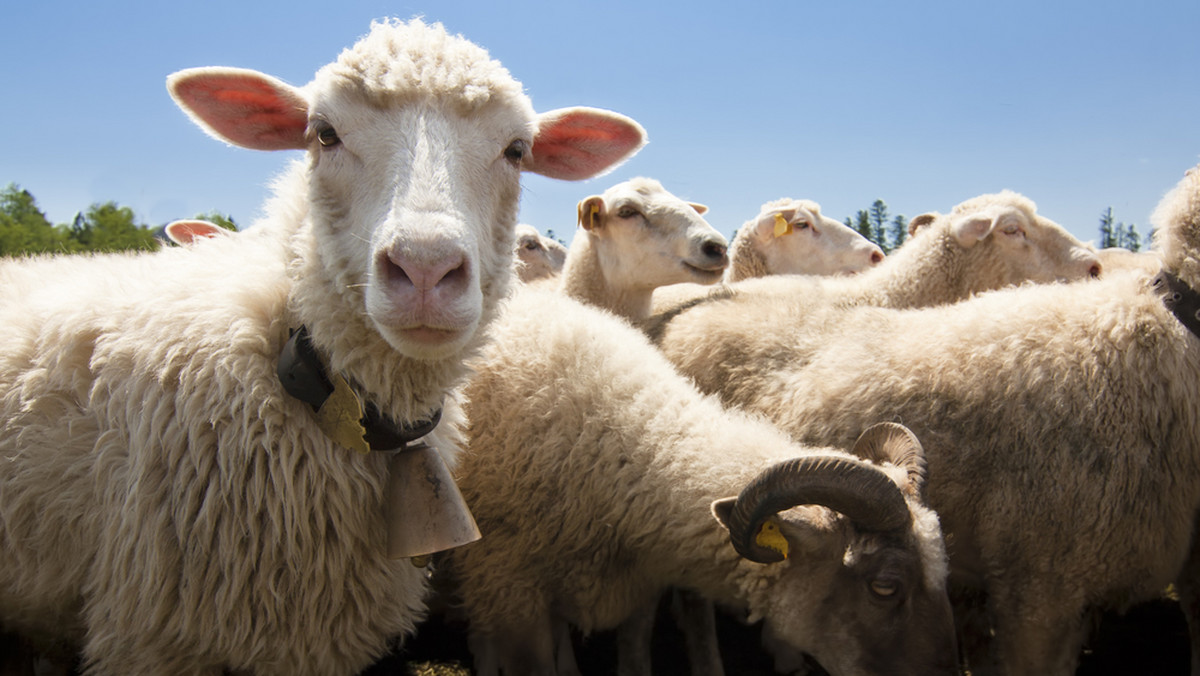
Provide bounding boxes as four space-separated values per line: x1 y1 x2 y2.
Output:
1152 270 1200 340
276 326 441 452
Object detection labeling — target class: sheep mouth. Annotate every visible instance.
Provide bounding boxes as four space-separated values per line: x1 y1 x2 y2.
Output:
683 262 725 281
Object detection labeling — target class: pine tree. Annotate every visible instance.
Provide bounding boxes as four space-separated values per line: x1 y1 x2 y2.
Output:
889 214 909 252
869 200 889 251
1098 208 1117 248
852 210 872 244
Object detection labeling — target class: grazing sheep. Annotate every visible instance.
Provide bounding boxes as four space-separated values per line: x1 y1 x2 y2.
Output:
514 224 567 283
447 286 957 676
726 198 885 280
646 163 1200 676
0 18 646 675
560 177 728 320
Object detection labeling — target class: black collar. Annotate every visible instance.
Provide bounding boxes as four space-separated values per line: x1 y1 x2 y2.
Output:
1152 270 1200 340
276 326 441 452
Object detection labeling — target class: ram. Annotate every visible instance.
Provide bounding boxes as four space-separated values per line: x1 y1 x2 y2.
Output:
446 287 957 676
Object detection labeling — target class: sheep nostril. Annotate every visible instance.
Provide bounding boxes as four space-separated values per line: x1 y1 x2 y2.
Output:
870 251 885 265
1089 263 1102 278
702 240 727 262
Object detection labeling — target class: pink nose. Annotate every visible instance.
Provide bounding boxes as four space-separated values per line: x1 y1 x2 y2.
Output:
386 250 468 293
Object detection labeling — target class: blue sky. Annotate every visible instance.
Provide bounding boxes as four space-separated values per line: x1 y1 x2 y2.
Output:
4 1 1199 248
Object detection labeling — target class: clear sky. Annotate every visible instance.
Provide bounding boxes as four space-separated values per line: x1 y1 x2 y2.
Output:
4 1 1199 249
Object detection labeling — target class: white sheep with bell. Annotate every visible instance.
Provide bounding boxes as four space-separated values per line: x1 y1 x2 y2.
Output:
0 18 645 675
558 177 729 321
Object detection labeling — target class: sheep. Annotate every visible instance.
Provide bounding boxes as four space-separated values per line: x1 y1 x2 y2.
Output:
645 189 1102 350
445 285 958 676
514 224 567 283
726 197 885 280
644 163 1200 676
559 177 729 320
1095 245 1163 276
0 18 646 675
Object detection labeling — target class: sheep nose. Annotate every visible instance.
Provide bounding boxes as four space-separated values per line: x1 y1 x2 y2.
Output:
386 249 468 293
701 238 728 265
869 250 885 265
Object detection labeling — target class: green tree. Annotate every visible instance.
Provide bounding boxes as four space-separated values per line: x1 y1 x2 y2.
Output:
1098 208 1117 249
889 214 909 252
868 200 889 251
1120 223 1142 252
0 184 74 256
847 210 872 244
69 202 158 253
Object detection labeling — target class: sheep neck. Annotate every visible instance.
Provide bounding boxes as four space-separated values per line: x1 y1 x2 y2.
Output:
277 325 442 452
560 235 654 320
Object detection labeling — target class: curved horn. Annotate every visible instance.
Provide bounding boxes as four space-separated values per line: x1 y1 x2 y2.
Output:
851 422 927 497
725 455 911 564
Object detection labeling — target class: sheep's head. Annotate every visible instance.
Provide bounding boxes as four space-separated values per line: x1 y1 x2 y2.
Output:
514 224 567 283
934 190 1101 290
575 177 728 288
732 198 884 280
712 423 957 676
167 19 646 363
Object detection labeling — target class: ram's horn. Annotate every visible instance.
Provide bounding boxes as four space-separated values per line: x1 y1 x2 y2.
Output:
724 455 911 564
851 422 927 497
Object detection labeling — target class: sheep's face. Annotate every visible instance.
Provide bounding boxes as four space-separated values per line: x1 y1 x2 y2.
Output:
947 192 1102 289
167 20 646 363
578 178 728 289
514 225 566 283
746 200 884 277
305 92 531 360
754 514 958 676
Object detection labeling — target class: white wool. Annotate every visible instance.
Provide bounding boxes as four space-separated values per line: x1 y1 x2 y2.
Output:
0 18 645 675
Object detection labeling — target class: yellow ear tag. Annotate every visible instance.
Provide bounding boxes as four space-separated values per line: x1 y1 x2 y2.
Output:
773 213 793 238
755 520 789 559
314 373 371 454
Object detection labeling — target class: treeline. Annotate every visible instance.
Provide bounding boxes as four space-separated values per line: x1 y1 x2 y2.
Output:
846 199 1150 253
0 183 236 257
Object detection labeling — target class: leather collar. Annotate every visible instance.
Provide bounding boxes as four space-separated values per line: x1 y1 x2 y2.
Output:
276 326 441 451
1152 270 1200 340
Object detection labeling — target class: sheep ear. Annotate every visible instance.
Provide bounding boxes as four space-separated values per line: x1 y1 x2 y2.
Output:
525 107 647 181
167 67 309 151
689 202 709 215
950 212 997 248
908 212 939 237
711 497 737 530
757 208 798 239
164 219 230 245
576 196 606 231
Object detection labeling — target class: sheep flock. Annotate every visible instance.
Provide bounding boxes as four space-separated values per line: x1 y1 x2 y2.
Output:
1 16 1198 676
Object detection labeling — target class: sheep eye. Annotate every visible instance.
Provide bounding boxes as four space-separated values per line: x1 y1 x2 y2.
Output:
616 206 639 219
504 139 529 165
796 220 811 230
522 240 542 251
1001 223 1023 236
869 579 900 598
315 123 340 148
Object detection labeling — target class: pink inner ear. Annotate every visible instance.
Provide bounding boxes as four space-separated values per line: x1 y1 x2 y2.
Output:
528 109 647 181
170 70 308 151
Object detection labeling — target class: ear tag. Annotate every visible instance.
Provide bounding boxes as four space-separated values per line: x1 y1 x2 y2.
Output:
314 373 370 454
755 520 789 559
773 213 793 238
